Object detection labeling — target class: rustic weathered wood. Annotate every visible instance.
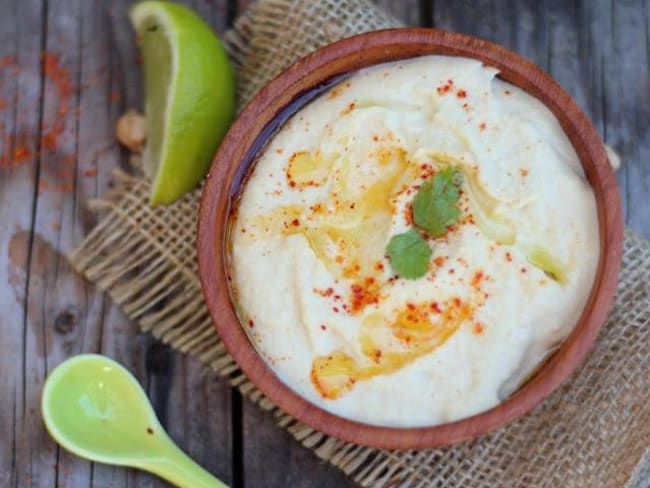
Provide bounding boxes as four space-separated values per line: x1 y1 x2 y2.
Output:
198 27 622 450
0 1 234 487
1 0 648 487
375 0 421 25
0 1 49 486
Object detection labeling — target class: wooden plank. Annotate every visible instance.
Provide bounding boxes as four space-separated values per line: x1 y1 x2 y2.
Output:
0 0 49 486
605 0 649 238
0 0 234 487
161 352 234 485
241 402 352 488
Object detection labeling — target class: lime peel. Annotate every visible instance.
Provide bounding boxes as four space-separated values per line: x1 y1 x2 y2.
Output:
129 1 236 206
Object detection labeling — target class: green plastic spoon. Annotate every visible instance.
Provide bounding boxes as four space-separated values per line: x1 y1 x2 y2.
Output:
41 354 227 488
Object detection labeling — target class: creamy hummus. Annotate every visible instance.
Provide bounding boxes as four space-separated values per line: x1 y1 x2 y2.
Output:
229 55 599 427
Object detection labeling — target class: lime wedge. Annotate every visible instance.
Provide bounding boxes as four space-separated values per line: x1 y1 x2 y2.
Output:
130 1 236 206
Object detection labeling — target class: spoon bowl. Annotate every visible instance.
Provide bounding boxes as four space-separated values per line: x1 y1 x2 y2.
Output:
42 354 226 488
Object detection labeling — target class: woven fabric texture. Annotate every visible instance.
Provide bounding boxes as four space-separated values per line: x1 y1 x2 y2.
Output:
69 1 650 486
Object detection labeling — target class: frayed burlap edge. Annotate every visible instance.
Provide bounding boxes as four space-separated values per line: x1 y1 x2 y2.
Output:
69 1 650 487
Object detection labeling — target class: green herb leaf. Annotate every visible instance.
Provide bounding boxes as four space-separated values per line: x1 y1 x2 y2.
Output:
412 167 462 237
386 229 432 279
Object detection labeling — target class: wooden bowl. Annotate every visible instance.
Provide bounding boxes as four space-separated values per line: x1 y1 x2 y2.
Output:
198 28 622 449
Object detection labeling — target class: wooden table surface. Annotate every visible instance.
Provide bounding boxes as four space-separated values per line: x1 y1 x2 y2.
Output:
0 0 647 486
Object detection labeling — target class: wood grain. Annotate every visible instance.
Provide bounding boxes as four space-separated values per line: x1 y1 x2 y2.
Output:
0 0 648 487
0 1 234 487
0 1 49 486
198 27 622 450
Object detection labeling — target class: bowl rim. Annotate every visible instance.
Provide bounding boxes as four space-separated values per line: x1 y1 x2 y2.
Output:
198 27 622 450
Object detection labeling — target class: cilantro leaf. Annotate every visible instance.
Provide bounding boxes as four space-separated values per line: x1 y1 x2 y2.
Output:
385 229 432 279
412 167 462 237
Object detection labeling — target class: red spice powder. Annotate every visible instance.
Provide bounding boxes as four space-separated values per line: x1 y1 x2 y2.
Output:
436 78 454 95
341 102 356 115
13 146 30 163
479 122 487 131
473 322 484 335
456 89 467 98
38 180 73 193
505 252 513 262
404 202 414 226
0 56 15 68
320 324 327 331
314 287 334 298
349 277 380 314
471 270 484 289
248 319 255 328
433 256 446 267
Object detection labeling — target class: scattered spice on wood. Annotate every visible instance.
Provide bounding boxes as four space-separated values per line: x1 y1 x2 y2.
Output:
13 146 30 163
0 56 15 68
42 52 73 152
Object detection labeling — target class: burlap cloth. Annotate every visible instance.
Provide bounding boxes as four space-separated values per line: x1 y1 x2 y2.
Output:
69 1 650 486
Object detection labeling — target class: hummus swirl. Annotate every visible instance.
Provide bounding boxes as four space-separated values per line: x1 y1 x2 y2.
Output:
229 55 599 427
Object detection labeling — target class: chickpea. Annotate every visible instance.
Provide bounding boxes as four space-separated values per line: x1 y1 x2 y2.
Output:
116 110 147 152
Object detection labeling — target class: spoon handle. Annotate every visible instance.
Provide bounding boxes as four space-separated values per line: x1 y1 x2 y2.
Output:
144 443 228 488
